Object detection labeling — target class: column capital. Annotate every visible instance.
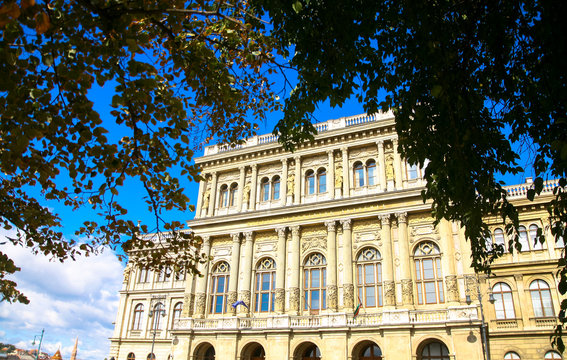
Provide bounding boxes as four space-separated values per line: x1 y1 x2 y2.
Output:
275 227 287 238
396 212 408 224
340 219 352 231
376 139 384 147
325 220 337 232
327 149 334 156
281 158 288 165
294 155 301 161
379 214 391 225
231 232 241 243
340 146 348 152
244 231 254 241
201 235 211 246
251 164 258 171
291 225 301 237
239 165 246 171
393 138 398 146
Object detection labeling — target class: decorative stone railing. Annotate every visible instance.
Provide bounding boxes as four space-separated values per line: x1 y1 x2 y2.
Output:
203 111 395 156
174 306 478 331
503 179 559 199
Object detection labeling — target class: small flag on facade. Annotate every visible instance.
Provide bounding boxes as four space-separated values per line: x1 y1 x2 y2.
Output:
231 300 249 309
353 296 362 318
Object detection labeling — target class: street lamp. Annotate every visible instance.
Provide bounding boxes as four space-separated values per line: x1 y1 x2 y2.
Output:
466 280 496 360
148 297 166 359
32 329 44 360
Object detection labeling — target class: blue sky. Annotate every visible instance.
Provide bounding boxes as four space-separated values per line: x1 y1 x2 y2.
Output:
0 89 368 359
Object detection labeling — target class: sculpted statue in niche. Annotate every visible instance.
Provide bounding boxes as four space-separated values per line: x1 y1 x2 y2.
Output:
386 155 395 180
242 181 251 204
202 188 210 209
287 174 295 196
335 165 343 189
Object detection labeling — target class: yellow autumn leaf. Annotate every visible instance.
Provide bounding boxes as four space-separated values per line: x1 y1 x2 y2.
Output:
0 2 21 28
34 11 49 34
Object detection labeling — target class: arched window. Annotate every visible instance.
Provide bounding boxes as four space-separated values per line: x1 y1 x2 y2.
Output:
545 351 562 359
366 160 376 186
317 168 326 193
131 304 144 330
419 341 450 360
504 352 520 359
272 176 280 200
414 242 444 305
303 345 321 360
171 302 183 328
209 261 230 314
354 162 365 187
219 184 229 208
356 248 383 308
157 267 171 282
530 280 554 317
494 228 506 252
359 343 382 360
407 163 419 180
485 230 493 252
261 177 270 201
151 302 165 330
255 258 276 312
138 267 150 283
493 282 516 319
251 345 266 360
304 253 327 314
518 226 529 251
127 353 136 360
229 183 238 207
306 170 315 195
529 224 543 250
147 354 155 360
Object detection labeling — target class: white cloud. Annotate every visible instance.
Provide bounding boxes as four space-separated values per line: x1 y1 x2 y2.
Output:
0 231 124 360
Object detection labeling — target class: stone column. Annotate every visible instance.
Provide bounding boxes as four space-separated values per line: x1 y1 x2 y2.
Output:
238 231 254 315
341 219 354 310
326 220 338 311
195 175 207 217
397 212 413 306
393 139 403 189
341 147 350 197
207 172 217 217
194 236 211 318
380 214 395 307
327 150 335 200
275 227 287 313
228 233 241 315
237 166 246 211
377 140 386 192
288 225 301 314
280 159 288 206
249 164 258 211
440 219 459 303
294 156 301 204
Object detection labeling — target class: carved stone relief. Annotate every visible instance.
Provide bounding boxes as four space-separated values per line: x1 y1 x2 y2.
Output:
275 288 285 313
194 293 206 317
302 154 327 168
301 237 327 253
328 285 338 310
401 279 414 305
384 281 396 306
445 275 459 302
343 283 354 309
289 287 300 312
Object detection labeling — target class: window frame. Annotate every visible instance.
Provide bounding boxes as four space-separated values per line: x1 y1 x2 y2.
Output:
303 253 327 314
209 261 230 314
219 184 229 208
366 160 377 186
492 282 516 319
317 168 327 193
354 162 365 188
151 302 165 330
356 247 383 308
254 258 276 313
413 242 444 305
171 302 183 328
272 176 281 200
529 279 554 318
131 303 144 330
229 182 238 207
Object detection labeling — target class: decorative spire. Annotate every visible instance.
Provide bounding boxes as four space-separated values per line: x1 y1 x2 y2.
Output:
70 337 78 360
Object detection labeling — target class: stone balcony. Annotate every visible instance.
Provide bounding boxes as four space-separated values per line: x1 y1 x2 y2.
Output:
173 306 479 333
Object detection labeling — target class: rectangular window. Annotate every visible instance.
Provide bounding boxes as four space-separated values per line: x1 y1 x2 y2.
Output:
273 182 280 200
308 176 315 195
368 166 376 186
262 183 270 201
318 174 326 193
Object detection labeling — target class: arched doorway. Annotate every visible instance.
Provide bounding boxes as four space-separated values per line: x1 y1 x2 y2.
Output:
417 340 450 360
193 343 215 360
293 342 321 360
240 342 266 360
352 341 383 360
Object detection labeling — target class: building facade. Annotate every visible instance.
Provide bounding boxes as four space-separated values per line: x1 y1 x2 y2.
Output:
109 113 564 360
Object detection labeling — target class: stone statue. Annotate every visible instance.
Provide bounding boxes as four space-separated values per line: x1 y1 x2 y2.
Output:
335 165 343 189
202 189 210 209
123 263 132 284
243 182 251 204
386 157 395 180
287 174 295 195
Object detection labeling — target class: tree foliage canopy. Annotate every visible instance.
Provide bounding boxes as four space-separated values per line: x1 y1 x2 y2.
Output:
256 0 567 349
0 0 282 303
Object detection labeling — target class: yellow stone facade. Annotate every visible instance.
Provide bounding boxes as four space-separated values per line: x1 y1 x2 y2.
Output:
109 113 564 360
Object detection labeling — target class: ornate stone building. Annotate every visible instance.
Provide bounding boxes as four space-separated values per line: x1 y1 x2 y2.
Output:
109 113 564 360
